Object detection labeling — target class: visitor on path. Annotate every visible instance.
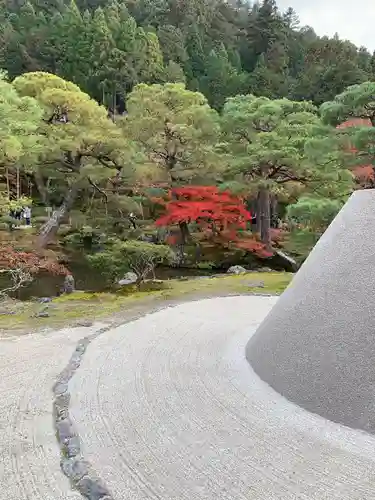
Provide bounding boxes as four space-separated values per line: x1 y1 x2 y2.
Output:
129 212 137 229
23 206 31 226
14 207 22 220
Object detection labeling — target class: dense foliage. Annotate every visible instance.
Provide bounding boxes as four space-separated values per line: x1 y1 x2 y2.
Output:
0 0 374 292
88 239 173 286
0 245 67 297
155 186 271 257
1 0 374 112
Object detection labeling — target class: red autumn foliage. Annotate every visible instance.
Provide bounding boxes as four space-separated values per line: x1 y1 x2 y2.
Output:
337 118 374 186
156 186 252 228
155 186 273 257
0 247 68 275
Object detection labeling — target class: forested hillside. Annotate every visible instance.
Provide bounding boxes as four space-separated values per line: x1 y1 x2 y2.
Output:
0 0 374 296
1 0 374 111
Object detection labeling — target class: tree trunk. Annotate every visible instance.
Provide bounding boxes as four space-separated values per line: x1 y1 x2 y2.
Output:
33 170 49 205
258 186 271 248
179 221 190 245
271 195 278 228
6 167 10 198
256 191 262 234
16 165 20 200
37 183 80 248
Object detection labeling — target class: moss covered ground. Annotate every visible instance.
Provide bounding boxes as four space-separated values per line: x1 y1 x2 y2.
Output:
0 272 293 335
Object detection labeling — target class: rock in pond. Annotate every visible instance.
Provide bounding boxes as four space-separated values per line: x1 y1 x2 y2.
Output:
227 265 247 275
118 272 138 286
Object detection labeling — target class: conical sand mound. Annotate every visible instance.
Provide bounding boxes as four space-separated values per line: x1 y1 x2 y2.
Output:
246 189 375 434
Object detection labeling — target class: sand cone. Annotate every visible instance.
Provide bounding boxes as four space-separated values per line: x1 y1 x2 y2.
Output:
246 189 375 434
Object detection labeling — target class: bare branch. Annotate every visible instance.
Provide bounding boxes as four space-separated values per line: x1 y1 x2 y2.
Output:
235 130 252 143
0 268 33 300
87 176 108 202
276 175 309 184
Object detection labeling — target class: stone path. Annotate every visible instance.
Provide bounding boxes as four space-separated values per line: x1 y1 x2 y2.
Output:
2 296 375 500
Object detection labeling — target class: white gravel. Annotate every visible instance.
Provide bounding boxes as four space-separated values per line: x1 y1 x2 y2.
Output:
0 323 107 500
2 296 375 499
68 296 375 500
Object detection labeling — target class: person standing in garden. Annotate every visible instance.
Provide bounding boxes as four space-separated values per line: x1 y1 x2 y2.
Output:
23 206 31 226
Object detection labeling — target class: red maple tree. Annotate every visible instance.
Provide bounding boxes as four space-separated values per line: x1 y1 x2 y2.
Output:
155 186 272 257
337 118 374 187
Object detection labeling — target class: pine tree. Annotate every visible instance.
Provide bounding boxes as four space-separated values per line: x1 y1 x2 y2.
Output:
200 45 246 110
244 0 284 72
250 40 290 99
185 24 205 81
13 71 135 246
89 6 116 103
157 24 188 65
222 94 353 247
124 82 221 184
163 60 186 84
134 29 164 83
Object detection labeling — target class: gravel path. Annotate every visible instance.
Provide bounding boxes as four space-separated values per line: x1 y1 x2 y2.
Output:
0 323 107 500
69 296 375 500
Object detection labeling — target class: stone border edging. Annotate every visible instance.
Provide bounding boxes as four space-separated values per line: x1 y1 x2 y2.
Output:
52 291 280 500
53 326 115 500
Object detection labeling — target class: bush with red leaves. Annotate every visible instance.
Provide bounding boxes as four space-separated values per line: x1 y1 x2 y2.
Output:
0 247 68 298
155 186 272 257
0 247 67 276
337 119 374 187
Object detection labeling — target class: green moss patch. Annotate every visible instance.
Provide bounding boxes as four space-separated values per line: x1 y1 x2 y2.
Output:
0 272 292 335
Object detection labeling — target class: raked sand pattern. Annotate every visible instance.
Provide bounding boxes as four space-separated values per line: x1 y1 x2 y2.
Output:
1 296 375 499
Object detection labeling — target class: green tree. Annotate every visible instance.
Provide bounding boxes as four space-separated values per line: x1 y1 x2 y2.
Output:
221 94 353 248
103 3 140 100
88 6 116 102
285 196 345 261
134 29 164 83
126 0 168 26
88 239 173 287
321 82 375 180
123 82 221 184
321 81 375 126
243 0 285 72
13 72 134 247
0 73 42 166
185 24 205 83
200 44 246 110
250 40 290 98
102 4 164 105
0 72 42 219
1 0 374 121
369 51 375 79
157 24 188 65
163 60 186 84
291 38 368 106
123 82 221 247
0 1 46 77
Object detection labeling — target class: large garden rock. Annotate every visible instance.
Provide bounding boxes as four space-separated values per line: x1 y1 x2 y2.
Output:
39 297 53 303
35 310 50 318
118 272 138 286
63 274 75 294
227 265 247 275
